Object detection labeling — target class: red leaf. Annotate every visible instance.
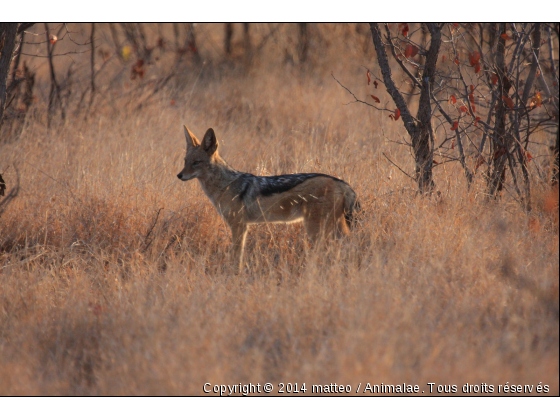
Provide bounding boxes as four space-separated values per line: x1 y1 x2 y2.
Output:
521 149 533 162
474 63 481 73
399 23 409 37
471 105 476 113
371 95 380 103
459 106 468 113
404 44 419 58
468 51 481 66
394 108 401 120
491 74 498 85
469 93 475 103
404 45 412 58
442 55 446 63
453 23 459 28
470 85 475 92
494 147 507 160
373 80 378 88
501 33 511 41
131 60 146 80
451 139 455 149
449 95 457 104
502 96 514 109
474 116 481 127
450 121 458 130
367 70 371 85
454 55 460 65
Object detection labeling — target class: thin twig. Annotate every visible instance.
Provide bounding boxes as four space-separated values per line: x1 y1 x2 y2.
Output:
143 208 164 252
331 72 389 111
382 153 415 180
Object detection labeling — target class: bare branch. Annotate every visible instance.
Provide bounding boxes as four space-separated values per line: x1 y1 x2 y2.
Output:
382 153 415 180
17 23 34 34
369 23 417 136
331 73 391 112
383 24 422 89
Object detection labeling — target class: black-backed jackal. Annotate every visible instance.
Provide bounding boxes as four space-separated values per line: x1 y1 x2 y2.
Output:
177 126 360 271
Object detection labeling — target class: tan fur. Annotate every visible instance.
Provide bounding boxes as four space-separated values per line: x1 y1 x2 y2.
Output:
177 126 358 271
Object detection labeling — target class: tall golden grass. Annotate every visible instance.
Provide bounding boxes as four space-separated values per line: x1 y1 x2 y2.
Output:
0 23 558 395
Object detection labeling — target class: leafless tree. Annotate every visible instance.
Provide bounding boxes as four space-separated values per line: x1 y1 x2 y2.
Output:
335 23 559 204
0 23 18 130
298 23 309 64
369 23 442 193
224 23 233 56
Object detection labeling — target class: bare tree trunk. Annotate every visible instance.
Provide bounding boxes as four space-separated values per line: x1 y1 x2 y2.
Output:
89 23 96 109
8 30 25 95
243 23 251 61
547 25 560 186
44 23 64 128
488 23 498 60
514 23 542 210
406 24 427 107
298 23 309 63
413 23 441 193
488 23 511 197
521 23 541 106
185 23 201 64
173 23 180 50
0 23 18 130
108 23 123 62
4 29 34 138
553 127 559 186
369 23 439 193
224 23 233 56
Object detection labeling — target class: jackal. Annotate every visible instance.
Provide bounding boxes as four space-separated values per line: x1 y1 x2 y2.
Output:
177 126 360 271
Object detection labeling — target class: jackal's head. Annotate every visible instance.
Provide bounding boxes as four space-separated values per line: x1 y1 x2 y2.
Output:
177 126 219 181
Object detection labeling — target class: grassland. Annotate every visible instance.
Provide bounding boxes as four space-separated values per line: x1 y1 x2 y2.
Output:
0 23 558 395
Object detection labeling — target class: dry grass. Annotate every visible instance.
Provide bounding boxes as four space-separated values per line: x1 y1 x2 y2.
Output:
0 23 558 396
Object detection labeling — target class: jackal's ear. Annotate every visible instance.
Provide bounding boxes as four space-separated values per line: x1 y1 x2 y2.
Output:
201 128 218 155
184 125 199 150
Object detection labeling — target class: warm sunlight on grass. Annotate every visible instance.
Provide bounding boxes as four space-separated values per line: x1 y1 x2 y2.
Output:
0 23 558 395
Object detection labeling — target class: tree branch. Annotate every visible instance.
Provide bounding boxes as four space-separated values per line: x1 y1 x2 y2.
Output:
369 23 417 136
17 23 34 34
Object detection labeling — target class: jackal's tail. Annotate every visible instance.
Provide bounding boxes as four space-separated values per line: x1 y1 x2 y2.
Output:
343 189 361 230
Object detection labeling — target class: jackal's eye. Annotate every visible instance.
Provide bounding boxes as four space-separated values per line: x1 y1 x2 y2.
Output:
192 160 203 166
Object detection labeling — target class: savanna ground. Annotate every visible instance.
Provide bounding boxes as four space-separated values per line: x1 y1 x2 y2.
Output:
0 23 558 395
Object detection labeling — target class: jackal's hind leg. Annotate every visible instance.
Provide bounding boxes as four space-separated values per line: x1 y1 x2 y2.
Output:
304 218 321 244
304 208 348 246
304 216 335 245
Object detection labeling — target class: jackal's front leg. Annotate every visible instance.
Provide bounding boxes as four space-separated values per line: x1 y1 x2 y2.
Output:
230 223 248 272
